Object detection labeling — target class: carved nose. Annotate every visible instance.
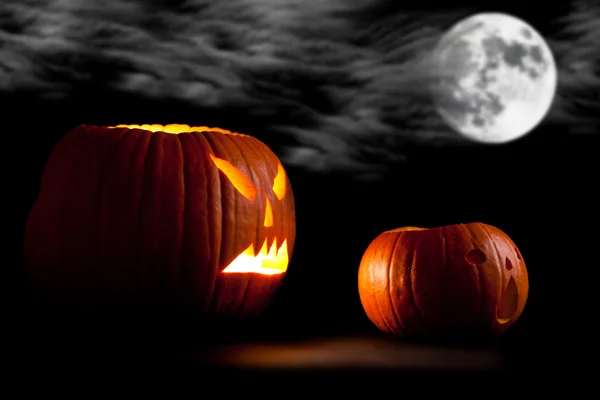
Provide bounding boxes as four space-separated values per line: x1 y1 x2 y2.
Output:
264 197 273 227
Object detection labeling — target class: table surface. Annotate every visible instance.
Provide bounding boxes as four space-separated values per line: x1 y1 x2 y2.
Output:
181 335 504 371
13 308 514 377
16 331 505 374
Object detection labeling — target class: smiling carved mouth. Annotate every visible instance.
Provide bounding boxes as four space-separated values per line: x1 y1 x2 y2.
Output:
221 238 289 276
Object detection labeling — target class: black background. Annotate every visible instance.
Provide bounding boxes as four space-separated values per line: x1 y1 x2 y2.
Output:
5 0 598 383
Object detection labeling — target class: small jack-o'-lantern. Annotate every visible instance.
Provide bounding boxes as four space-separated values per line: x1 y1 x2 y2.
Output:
24 124 295 319
358 222 528 339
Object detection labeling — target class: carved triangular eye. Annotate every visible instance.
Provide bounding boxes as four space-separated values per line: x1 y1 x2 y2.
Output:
210 154 258 201
272 163 286 200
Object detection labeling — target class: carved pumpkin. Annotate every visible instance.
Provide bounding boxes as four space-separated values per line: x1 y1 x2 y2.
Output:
24 124 295 319
358 223 528 339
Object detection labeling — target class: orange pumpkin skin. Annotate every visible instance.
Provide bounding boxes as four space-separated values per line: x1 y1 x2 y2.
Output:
358 223 528 339
24 124 295 319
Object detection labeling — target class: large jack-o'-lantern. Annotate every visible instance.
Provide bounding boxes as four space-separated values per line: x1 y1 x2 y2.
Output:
24 124 295 319
358 222 528 339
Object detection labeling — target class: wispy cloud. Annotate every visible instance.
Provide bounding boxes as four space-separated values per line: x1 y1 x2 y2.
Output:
0 0 597 177
546 0 600 133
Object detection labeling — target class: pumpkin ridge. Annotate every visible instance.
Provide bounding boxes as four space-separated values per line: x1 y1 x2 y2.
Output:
57 127 110 300
387 232 407 335
172 133 187 308
126 130 155 303
462 223 486 330
440 226 448 327
132 130 154 304
135 132 182 305
51 130 81 297
96 127 133 300
178 133 193 308
198 132 227 273
187 132 220 313
369 237 396 334
358 248 373 330
407 234 426 333
366 241 393 334
170 133 186 305
221 132 255 315
479 223 505 329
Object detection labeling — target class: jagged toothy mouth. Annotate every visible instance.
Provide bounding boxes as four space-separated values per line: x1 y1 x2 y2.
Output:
221 238 289 276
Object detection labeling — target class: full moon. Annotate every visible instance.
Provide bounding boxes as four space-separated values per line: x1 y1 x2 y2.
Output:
430 13 557 144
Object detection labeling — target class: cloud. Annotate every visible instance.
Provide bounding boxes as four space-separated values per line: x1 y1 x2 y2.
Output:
0 0 597 177
546 0 600 133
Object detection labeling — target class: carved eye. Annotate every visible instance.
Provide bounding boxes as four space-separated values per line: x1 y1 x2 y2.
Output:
210 155 287 228
465 249 486 264
209 154 258 201
263 164 287 227
272 163 286 200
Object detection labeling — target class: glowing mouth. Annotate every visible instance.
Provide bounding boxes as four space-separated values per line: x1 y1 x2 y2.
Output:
222 239 289 275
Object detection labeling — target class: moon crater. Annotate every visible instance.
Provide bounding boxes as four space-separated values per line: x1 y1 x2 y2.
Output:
430 13 557 143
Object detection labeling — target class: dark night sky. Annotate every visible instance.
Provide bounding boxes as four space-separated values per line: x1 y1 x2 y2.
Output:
3 0 599 372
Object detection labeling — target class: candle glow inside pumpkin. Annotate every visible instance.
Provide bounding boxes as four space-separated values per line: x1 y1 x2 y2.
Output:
111 124 291 276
